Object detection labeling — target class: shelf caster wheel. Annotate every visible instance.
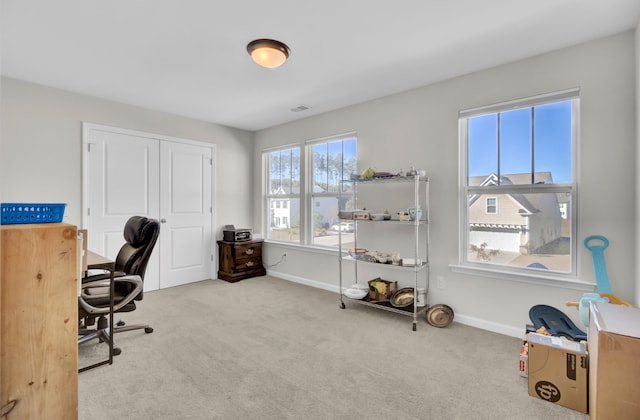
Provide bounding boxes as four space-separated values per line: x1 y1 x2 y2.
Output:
412 323 417 332
113 347 122 356
145 327 154 333
339 301 346 309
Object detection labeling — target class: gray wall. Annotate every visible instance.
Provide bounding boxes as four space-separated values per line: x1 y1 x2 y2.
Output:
254 31 637 337
0 77 255 238
1 30 635 338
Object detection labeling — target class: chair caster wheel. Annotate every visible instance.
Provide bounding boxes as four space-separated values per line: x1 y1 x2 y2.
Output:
145 327 154 333
339 302 346 309
113 347 122 356
116 320 126 327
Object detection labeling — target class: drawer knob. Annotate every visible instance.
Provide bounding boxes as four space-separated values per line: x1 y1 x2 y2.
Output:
245 249 254 255
246 261 254 267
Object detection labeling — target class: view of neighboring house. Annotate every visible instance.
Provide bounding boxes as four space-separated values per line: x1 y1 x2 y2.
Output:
271 186 292 228
270 185 338 230
468 172 565 255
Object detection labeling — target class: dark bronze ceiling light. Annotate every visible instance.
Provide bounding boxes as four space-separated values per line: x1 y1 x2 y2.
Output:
247 39 290 68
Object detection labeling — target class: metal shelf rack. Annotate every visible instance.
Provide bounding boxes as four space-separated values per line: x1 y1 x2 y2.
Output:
338 174 430 331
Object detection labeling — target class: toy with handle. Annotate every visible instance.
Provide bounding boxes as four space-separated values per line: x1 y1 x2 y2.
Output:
583 235 613 293
566 236 632 327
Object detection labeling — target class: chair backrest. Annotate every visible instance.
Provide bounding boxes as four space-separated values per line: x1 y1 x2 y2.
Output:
114 216 160 295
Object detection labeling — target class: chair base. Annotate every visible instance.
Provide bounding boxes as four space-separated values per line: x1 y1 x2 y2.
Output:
78 316 153 356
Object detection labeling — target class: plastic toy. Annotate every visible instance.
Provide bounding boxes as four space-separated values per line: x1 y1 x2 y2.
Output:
566 235 633 327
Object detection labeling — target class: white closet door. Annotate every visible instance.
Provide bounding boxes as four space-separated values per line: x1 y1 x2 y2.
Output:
84 126 161 291
83 123 215 291
159 141 213 288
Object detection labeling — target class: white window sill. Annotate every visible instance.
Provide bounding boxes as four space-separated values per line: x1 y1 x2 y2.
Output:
263 240 340 256
449 264 596 291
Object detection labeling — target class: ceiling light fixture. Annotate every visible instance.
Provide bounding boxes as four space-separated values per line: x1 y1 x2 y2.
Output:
247 39 290 69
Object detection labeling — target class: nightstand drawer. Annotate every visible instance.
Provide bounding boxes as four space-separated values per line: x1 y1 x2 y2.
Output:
234 257 262 272
234 243 262 259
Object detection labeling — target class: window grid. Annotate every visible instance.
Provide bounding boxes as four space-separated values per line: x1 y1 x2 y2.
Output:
486 197 497 214
263 133 357 248
460 90 578 279
308 135 357 247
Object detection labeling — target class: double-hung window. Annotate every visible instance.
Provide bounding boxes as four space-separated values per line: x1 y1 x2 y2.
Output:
309 134 357 247
458 89 579 280
265 147 301 243
263 133 357 248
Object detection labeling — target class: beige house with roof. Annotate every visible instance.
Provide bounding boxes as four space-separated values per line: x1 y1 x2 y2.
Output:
468 173 564 255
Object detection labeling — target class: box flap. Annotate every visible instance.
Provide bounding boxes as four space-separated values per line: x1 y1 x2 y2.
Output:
526 332 586 354
590 301 640 339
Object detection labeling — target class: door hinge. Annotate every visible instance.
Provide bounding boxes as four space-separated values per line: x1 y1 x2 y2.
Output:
87 208 91 216
210 206 213 213
211 254 214 261
209 158 213 165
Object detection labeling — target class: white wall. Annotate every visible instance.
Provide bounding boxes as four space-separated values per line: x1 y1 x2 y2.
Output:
0 77 255 238
254 31 637 337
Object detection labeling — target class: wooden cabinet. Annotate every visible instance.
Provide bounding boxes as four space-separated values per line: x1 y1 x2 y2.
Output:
217 239 266 282
1 223 78 419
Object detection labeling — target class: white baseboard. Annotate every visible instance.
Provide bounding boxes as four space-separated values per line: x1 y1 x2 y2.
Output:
451 314 524 339
268 269 524 339
267 270 340 294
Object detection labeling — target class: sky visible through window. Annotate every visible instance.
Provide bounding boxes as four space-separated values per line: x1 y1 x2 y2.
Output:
468 101 572 184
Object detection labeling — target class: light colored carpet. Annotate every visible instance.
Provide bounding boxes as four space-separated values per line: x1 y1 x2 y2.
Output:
78 276 587 420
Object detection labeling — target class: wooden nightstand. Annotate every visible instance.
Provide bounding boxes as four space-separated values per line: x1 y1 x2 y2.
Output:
217 239 266 282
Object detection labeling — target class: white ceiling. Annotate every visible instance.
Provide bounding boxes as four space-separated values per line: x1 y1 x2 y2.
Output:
2 1 639 132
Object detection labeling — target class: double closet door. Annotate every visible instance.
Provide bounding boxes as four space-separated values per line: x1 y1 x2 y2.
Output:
83 123 215 291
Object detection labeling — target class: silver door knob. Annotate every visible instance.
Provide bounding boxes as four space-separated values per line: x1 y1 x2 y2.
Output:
160 218 167 223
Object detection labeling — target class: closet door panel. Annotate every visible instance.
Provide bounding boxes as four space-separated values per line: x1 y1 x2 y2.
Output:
84 125 161 290
159 140 213 288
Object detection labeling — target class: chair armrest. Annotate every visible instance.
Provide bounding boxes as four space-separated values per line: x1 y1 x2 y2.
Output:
82 270 127 284
79 275 144 315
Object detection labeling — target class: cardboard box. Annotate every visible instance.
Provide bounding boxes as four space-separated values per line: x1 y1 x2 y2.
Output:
588 301 640 419
527 333 588 413
518 341 528 378
367 278 397 301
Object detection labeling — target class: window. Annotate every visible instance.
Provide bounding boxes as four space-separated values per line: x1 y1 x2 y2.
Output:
265 147 300 242
486 197 497 214
263 133 357 248
309 134 357 247
458 89 578 279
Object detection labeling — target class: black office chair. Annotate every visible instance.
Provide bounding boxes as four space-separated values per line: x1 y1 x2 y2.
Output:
78 216 160 355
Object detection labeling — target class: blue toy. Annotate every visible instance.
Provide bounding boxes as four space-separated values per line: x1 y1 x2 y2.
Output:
529 304 587 341
566 235 633 328
583 235 613 293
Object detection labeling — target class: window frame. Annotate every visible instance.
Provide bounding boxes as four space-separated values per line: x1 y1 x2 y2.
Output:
306 133 357 248
485 197 497 214
262 133 357 250
263 145 302 244
454 88 588 288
